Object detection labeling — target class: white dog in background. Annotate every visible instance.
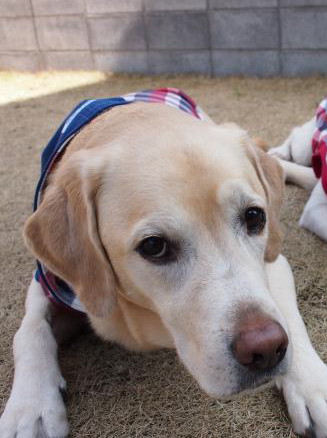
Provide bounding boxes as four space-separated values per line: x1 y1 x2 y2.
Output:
269 99 327 241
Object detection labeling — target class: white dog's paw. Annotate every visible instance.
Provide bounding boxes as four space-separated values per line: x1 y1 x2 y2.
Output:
0 379 69 438
268 145 292 161
277 357 327 438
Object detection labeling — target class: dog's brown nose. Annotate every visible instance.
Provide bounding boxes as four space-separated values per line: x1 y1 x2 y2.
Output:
232 316 288 372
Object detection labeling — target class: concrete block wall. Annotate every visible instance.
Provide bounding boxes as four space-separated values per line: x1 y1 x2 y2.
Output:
1 0 327 76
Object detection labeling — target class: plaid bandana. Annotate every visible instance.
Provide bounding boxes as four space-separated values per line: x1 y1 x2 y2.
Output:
312 98 327 195
34 88 205 314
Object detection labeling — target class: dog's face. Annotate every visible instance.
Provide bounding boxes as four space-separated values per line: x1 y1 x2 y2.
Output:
25 103 287 397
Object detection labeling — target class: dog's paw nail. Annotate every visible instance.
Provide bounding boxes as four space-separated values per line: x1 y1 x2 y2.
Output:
59 377 67 391
302 426 317 438
59 386 67 403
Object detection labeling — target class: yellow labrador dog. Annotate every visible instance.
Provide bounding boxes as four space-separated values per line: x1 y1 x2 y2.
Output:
1 90 327 438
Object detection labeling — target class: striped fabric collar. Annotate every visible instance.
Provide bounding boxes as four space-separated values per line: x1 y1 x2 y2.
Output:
34 88 205 314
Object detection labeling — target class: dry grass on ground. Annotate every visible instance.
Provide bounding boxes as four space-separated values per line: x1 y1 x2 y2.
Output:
0 72 326 437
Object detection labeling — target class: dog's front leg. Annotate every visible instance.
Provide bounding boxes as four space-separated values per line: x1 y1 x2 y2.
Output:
275 159 318 191
0 277 69 438
269 117 315 165
266 255 327 438
299 180 327 242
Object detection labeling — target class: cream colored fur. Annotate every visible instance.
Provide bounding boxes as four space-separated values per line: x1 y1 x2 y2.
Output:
1 103 327 438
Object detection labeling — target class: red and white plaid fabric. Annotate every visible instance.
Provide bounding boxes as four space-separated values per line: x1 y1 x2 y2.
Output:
312 98 327 195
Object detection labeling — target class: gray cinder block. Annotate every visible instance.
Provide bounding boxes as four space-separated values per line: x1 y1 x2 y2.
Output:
0 52 40 71
31 0 84 16
144 0 207 11
280 0 327 6
45 51 94 70
89 15 146 50
86 0 143 14
0 18 37 51
0 0 32 17
147 12 209 49
211 10 279 49
281 8 327 49
1 0 327 76
35 16 89 50
282 51 327 76
94 51 148 72
148 50 211 74
212 50 280 76
210 0 278 8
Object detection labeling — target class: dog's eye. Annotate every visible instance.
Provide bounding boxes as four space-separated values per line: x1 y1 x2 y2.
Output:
137 236 175 263
244 207 266 234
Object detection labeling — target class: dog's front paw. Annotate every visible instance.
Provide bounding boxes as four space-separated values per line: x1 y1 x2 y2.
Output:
268 145 291 161
0 379 69 438
277 355 327 438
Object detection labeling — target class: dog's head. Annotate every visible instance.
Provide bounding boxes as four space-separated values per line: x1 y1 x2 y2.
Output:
24 103 287 397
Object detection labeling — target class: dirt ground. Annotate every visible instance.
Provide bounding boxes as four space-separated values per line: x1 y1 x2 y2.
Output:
0 73 327 438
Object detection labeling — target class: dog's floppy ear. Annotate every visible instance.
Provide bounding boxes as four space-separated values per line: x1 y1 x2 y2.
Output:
247 143 284 262
24 151 117 316
251 137 269 152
